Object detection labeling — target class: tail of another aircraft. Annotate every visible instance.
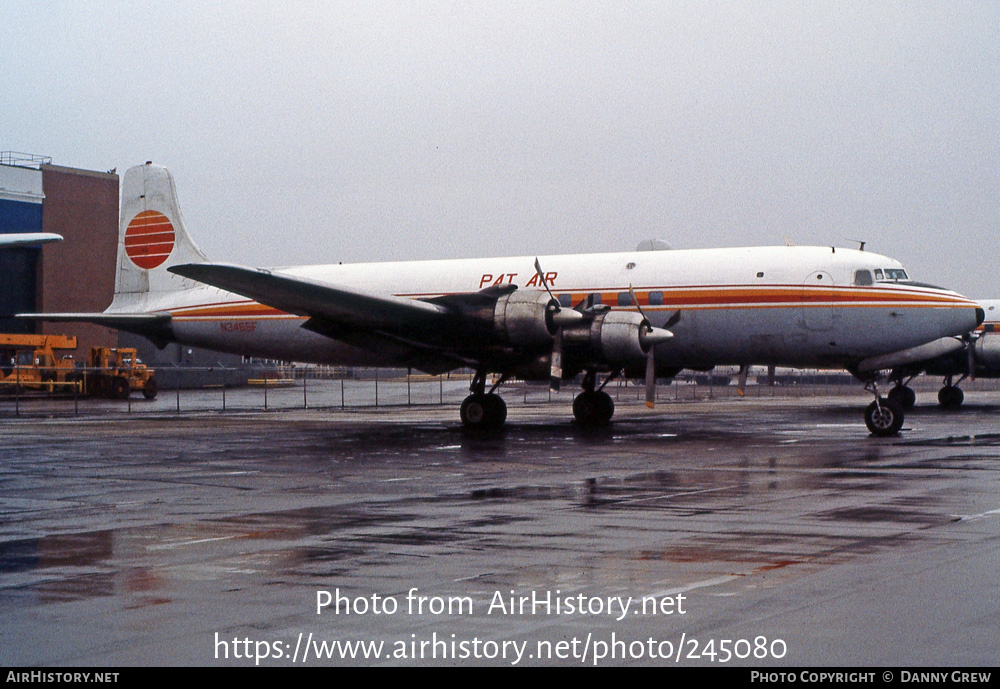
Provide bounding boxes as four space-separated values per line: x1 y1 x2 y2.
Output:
109 162 208 311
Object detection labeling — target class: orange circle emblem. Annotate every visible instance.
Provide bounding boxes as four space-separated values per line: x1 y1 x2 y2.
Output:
125 210 176 269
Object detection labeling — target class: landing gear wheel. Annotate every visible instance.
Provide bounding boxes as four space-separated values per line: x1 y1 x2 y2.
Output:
887 385 916 410
573 390 615 426
112 377 130 400
865 398 904 437
460 393 506 429
143 379 158 400
483 393 506 427
937 385 964 409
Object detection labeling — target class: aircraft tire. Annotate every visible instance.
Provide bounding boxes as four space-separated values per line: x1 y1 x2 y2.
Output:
573 390 614 426
461 393 506 429
937 385 964 409
865 398 904 437
484 394 507 427
887 385 916 410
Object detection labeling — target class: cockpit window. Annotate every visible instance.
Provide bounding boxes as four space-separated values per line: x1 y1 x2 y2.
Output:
874 269 883 280
880 268 908 281
854 270 873 286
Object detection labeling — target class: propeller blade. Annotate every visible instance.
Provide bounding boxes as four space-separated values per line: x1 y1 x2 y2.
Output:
737 365 749 397
550 328 563 392
968 336 977 382
645 348 656 408
533 257 558 303
628 285 648 322
663 310 681 329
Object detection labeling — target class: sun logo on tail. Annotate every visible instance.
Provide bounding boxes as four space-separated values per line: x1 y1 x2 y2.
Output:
125 211 176 269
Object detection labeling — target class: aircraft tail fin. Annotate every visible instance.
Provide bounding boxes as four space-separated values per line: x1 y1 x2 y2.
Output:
111 163 208 308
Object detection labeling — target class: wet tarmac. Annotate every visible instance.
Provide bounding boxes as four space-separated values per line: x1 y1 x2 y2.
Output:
2 390 999 666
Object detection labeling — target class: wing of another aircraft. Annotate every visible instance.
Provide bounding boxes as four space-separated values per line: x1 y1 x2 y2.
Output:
0 233 63 248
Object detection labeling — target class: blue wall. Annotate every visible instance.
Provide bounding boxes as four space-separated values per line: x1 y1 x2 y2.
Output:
0 198 44 233
0 198 43 333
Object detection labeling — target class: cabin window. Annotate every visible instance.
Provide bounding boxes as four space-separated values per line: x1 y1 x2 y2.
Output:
648 291 663 306
558 294 573 308
854 270 873 286
756 271 764 278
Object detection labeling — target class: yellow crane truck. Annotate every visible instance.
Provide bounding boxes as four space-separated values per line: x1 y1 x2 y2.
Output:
0 334 79 392
0 336 157 399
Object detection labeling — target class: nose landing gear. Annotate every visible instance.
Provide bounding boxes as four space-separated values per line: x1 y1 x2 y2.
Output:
864 381 904 437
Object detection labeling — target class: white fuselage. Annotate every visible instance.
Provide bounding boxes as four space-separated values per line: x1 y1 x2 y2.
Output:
126 245 981 375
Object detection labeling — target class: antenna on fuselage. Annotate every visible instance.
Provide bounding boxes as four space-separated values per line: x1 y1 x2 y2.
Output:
847 238 867 251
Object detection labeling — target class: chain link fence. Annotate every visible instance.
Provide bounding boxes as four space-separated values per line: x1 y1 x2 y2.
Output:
6 364 991 418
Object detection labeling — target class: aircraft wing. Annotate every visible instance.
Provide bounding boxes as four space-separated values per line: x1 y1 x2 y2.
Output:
168 263 451 330
168 263 480 373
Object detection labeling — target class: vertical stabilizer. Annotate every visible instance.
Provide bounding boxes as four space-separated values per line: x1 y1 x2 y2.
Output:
114 163 207 299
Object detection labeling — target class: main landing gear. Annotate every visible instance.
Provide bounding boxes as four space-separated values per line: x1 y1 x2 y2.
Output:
886 370 917 410
572 370 616 427
459 368 620 429
937 375 965 409
886 372 967 411
460 369 508 430
863 381 904 437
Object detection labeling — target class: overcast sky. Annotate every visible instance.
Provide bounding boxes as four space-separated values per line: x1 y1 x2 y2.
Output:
3 1 998 295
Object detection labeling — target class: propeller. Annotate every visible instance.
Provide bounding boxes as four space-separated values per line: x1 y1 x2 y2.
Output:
628 285 676 408
534 258 582 391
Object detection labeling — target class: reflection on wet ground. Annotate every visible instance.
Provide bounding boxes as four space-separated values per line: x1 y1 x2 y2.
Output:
2 392 1000 665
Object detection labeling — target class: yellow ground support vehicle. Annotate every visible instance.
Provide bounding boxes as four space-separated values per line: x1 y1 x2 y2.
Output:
0 334 79 393
84 347 157 399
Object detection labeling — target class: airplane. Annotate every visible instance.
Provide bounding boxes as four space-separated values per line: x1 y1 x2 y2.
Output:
886 299 1000 409
0 233 62 248
19 162 983 436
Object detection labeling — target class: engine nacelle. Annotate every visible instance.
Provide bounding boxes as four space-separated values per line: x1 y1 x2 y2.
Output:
974 334 1000 368
493 290 557 346
561 310 657 366
588 310 652 364
490 289 668 368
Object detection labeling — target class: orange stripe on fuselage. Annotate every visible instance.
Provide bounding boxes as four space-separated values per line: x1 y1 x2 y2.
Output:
167 284 975 323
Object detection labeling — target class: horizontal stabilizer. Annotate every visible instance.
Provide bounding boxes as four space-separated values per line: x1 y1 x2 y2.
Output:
15 312 174 348
168 263 450 332
854 337 965 374
16 312 171 326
